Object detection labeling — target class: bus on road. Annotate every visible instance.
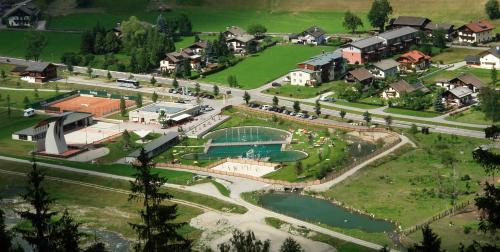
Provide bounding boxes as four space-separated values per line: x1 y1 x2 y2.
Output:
116 79 140 89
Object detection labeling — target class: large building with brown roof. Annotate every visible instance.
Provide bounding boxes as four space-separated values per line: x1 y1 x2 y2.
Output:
388 16 431 30
458 20 495 44
382 80 430 99
344 67 374 85
397 50 431 71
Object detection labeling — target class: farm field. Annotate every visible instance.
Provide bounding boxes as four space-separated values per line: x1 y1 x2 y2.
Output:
323 132 491 229
263 82 336 99
0 30 81 62
445 107 492 125
203 45 326 89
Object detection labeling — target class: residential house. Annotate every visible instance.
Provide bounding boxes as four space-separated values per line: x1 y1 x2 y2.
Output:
226 34 256 54
448 73 485 93
160 52 184 73
369 59 400 79
381 80 430 99
1 1 40 28
179 48 201 71
344 67 374 85
16 62 57 83
442 86 473 108
465 55 481 66
289 49 345 86
289 26 327 45
478 46 500 70
424 22 455 40
457 20 495 44
341 26 419 64
388 16 431 30
186 40 208 55
223 26 247 39
397 50 431 71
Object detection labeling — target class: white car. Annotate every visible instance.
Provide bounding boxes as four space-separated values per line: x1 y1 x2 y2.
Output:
261 105 272 110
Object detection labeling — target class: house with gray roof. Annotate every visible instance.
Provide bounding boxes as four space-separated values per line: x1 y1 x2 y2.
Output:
289 26 327 45
382 80 430 99
18 62 58 83
388 16 431 30
443 86 473 108
1 0 40 28
341 26 419 64
290 49 345 86
478 46 500 70
370 59 400 79
126 132 180 163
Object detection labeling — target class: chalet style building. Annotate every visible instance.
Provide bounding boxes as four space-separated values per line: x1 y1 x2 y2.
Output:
369 59 400 79
448 73 485 93
160 50 201 74
1 1 40 28
424 22 455 40
388 16 431 30
478 46 500 69
185 40 208 55
458 20 495 44
442 86 473 108
223 26 256 54
289 26 327 45
382 80 430 99
397 50 431 71
14 62 57 83
289 49 345 86
341 26 419 64
345 68 374 85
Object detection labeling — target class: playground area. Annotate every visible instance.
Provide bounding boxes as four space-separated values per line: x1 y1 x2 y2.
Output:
211 160 279 177
65 121 122 145
51 95 134 117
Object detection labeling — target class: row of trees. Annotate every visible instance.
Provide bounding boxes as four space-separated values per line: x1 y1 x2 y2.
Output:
80 23 121 55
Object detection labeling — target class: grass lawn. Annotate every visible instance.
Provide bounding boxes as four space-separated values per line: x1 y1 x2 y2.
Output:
202 45 327 89
384 107 441 118
0 30 81 62
0 88 62 109
445 107 493 125
211 180 231 197
431 48 482 64
323 132 492 228
0 162 203 241
423 66 496 86
263 82 336 99
334 100 383 110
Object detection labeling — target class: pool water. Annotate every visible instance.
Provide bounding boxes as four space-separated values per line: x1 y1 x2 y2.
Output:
183 144 307 162
205 127 289 143
259 193 394 233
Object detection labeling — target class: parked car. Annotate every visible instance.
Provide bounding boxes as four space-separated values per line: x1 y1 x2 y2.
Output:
289 112 296 116
271 82 281 87
249 103 259 108
168 88 174 93
261 105 272 110
309 115 317 120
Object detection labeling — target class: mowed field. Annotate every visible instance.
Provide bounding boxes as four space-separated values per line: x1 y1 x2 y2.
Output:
45 0 500 32
202 45 326 89
0 30 81 61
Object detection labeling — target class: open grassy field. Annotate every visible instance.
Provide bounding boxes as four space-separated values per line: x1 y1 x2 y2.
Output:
263 82 336 99
323 131 491 229
0 88 62 109
383 107 441 118
0 30 81 62
0 162 203 241
431 48 483 64
423 66 495 86
203 45 326 89
96 132 161 164
445 107 492 125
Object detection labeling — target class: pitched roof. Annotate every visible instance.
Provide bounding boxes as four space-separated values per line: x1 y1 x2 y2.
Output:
227 34 255 43
349 36 385 49
388 80 416 93
225 26 247 36
128 132 179 158
187 40 207 49
290 68 317 74
451 73 486 88
372 59 400 71
480 46 500 58
397 50 431 63
378 26 418 40
465 55 481 63
460 20 495 33
424 22 454 31
301 49 343 66
448 86 473 98
348 68 374 82
25 62 54 72
165 52 184 63
2 1 39 18
391 16 430 27
303 26 326 38
13 112 92 137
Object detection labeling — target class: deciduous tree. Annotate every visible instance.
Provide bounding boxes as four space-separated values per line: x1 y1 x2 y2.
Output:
343 11 364 34
25 32 47 61
280 237 303 252
243 91 251 105
485 0 500 19
367 0 393 32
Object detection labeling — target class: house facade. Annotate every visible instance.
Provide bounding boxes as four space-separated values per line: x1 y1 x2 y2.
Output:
341 26 419 64
448 73 485 93
160 52 184 73
458 20 495 44
442 86 473 108
369 59 400 79
289 26 326 45
18 62 57 83
226 35 256 54
290 50 345 86
478 46 500 70
397 50 431 71
382 80 429 99
1 2 40 28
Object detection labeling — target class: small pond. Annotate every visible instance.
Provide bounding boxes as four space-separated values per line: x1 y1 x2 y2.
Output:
259 193 394 233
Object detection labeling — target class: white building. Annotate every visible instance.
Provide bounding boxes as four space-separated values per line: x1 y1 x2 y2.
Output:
129 102 200 124
1 1 40 28
369 59 400 79
479 46 500 70
289 69 321 86
457 20 495 44
289 26 327 45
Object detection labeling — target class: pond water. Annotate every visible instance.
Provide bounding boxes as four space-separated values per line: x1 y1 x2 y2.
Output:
205 126 290 143
259 193 394 233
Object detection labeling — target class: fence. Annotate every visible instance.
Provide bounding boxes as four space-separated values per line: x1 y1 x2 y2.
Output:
30 90 79 109
402 200 471 235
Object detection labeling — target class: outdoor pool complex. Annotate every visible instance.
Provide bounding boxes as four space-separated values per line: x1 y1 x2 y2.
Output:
184 126 307 162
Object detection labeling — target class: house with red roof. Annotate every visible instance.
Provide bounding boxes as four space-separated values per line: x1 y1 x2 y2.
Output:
396 50 431 71
458 20 495 45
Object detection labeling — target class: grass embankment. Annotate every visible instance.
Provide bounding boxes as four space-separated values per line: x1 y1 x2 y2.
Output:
264 217 376 252
383 107 441 118
0 88 63 109
323 131 492 235
263 82 336 99
0 164 203 241
211 180 231 197
203 45 326 89
445 107 493 125
0 160 247 214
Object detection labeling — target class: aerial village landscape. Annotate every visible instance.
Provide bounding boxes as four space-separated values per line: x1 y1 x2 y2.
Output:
0 0 498 251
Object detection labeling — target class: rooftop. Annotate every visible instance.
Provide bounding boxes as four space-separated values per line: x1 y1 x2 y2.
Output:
451 73 486 88
14 112 92 137
128 132 179 158
301 49 343 66
303 26 326 38
133 102 197 115
347 67 374 82
460 19 495 33
448 86 473 98
25 62 54 72
390 16 430 27
378 26 419 41
372 59 400 70
349 36 384 49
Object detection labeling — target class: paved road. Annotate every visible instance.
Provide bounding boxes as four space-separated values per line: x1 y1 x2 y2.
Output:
0 155 399 251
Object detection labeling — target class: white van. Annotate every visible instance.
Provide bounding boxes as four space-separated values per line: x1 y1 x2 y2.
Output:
23 108 35 117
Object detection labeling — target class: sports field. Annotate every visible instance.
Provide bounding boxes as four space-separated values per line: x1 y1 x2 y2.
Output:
203 45 327 89
51 95 134 117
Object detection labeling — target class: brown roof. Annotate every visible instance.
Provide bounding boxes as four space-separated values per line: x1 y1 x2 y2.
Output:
389 80 416 93
451 73 486 89
460 20 495 33
187 40 207 49
424 22 454 31
225 26 246 36
165 52 184 63
348 68 374 82
397 50 431 63
391 16 430 27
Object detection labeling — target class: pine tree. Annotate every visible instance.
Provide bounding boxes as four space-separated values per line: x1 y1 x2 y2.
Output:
408 226 443 252
363 111 372 124
293 101 300 113
172 77 179 89
51 210 81 252
178 14 192 36
315 99 321 116
194 83 201 94
122 130 131 149
93 32 105 54
243 91 251 105
152 92 158 103
434 95 445 113
272 96 279 108
16 158 57 252
194 34 200 42
129 148 191 251
120 97 126 117
0 205 13 252
136 93 143 108
339 110 346 120
23 96 30 105
107 71 112 80
280 237 303 252
156 14 168 34
150 76 157 85
295 161 303 175
129 53 139 73
213 85 219 96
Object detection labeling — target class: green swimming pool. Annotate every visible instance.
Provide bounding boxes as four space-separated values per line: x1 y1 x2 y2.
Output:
184 126 306 162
